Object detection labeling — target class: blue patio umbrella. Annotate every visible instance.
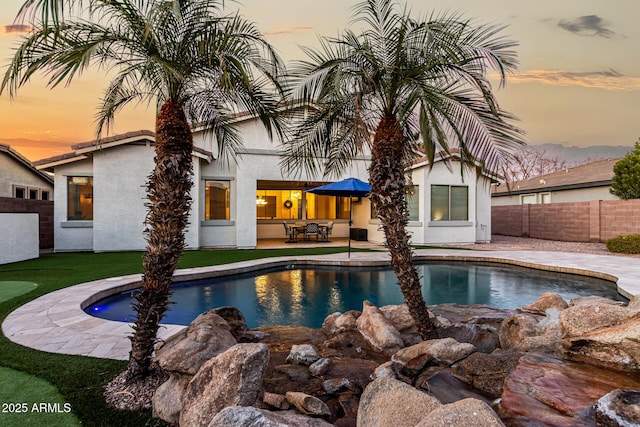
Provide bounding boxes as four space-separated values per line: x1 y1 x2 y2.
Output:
306 177 371 256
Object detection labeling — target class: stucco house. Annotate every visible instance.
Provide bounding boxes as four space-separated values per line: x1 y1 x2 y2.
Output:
1 143 53 200
491 158 620 206
34 116 497 252
0 144 55 263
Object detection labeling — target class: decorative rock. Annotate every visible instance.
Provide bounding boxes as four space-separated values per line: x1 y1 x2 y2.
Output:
499 312 562 355
322 378 359 395
180 343 270 427
520 292 568 314
334 311 360 331
371 361 395 380
414 398 505 427
560 303 636 337
391 338 475 380
356 377 442 427
560 305 640 370
322 312 341 334
152 373 191 425
432 304 513 353
155 311 237 375
285 391 331 418
594 389 640 427
210 306 251 342
286 344 320 366
208 406 334 427
356 301 404 355
498 354 640 427
263 392 290 410
451 349 523 398
628 296 640 312
309 358 331 376
380 304 418 333
570 296 627 308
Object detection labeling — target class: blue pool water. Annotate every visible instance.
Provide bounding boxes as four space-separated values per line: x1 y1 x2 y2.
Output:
86 262 624 328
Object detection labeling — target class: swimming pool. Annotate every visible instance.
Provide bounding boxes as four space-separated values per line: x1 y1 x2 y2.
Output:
86 261 624 328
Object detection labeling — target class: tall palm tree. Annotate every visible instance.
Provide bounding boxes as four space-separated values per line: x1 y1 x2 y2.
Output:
282 0 524 340
3 0 285 379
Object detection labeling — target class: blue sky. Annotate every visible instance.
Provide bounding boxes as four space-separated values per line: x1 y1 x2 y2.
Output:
1 0 638 160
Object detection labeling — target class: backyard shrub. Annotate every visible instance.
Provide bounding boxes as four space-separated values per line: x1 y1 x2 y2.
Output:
606 233 640 254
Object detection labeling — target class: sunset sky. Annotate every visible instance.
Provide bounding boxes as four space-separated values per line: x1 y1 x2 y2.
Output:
1 0 638 161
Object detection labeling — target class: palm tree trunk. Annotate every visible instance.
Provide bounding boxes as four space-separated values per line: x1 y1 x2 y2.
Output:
369 115 438 340
127 100 194 380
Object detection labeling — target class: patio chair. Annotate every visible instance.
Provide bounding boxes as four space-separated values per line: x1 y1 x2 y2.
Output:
319 221 334 241
304 222 320 241
283 222 297 242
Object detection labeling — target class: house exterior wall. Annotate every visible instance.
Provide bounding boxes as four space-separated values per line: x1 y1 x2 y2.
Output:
492 186 617 206
0 213 39 264
0 151 53 198
53 159 94 251
492 199 640 242
92 144 155 251
367 162 490 245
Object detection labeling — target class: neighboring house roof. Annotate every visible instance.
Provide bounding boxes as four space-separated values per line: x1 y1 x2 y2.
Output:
0 143 53 184
492 158 619 196
33 130 214 171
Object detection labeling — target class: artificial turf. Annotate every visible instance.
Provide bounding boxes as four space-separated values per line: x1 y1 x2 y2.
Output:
0 247 361 426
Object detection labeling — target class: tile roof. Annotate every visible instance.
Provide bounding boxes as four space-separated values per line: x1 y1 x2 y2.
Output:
493 158 619 195
33 130 213 170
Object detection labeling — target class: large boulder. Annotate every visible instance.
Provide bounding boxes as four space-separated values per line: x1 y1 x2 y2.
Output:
414 398 504 427
156 311 237 375
179 343 270 427
391 338 475 381
520 292 568 314
594 389 640 427
560 304 640 371
356 301 404 355
356 377 442 427
499 310 562 355
451 349 524 398
152 373 191 425
211 306 265 342
431 304 513 353
498 353 640 427
208 406 334 427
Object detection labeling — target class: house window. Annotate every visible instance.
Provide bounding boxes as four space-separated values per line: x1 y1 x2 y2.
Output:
541 193 551 204
41 190 50 201
29 188 39 200
370 185 419 221
255 183 349 220
431 185 468 221
521 194 536 205
406 185 419 221
67 177 93 220
14 186 26 199
205 180 230 220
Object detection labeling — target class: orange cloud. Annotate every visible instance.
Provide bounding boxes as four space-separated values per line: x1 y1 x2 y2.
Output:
2 24 31 35
505 69 640 91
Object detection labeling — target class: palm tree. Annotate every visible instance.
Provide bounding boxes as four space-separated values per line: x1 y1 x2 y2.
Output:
3 0 285 379
282 0 524 340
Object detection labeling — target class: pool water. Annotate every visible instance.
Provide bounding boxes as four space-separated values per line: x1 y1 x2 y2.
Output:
86 262 625 328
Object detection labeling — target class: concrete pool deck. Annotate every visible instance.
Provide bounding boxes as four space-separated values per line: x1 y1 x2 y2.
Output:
2 249 639 361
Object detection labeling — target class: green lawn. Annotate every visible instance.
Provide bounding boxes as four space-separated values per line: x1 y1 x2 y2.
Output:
0 247 361 426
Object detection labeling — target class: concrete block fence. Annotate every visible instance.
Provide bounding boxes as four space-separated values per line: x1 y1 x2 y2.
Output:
492 199 640 243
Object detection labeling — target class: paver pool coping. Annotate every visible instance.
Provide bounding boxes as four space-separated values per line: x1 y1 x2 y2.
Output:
2 249 639 361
